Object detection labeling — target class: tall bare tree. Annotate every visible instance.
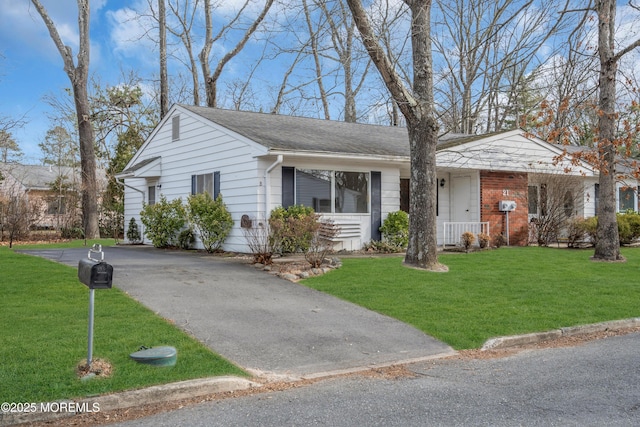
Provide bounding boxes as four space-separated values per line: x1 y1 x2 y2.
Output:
315 0 371 122
159 0 169 117
432 0 569 134
592 0 640 261
200 0 275 108
302 0 332 120
347 0 444 270
30 0 100 239
163 0 203 105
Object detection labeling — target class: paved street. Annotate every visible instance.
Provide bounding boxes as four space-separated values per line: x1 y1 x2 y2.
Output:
111 332 640 426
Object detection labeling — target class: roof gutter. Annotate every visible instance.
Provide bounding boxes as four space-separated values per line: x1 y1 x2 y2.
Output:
265 150 410 164
264 154 283 219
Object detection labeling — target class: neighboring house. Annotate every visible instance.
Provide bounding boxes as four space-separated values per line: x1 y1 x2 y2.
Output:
0 163 83 230
117 104 637 252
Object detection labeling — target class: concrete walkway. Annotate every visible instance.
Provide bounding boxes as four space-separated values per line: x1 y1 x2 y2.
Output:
22 245 454 378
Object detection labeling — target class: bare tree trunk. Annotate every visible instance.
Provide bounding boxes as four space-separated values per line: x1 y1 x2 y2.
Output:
165 0 203 105
302 0 331 119
592 0 640 261
159 0 169 117
199 0 214 107
31 0 100 239
347 0 444 270
593 0 621 261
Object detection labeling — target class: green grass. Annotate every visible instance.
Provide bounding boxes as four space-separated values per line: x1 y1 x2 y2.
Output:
302 247 640 350
9 238 118 250
0 242 246 402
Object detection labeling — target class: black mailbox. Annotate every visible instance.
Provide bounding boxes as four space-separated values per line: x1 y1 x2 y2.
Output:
78 258 113 289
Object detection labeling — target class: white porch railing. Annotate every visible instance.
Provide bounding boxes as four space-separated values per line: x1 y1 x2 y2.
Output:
442 222 490 248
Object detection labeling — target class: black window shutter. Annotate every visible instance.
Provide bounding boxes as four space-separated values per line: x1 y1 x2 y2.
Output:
371 171 382 241
282 166 295 208
191 175 196 195
214 171 221 199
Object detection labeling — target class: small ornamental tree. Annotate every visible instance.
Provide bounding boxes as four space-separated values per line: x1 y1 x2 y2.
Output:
305 220 340 268
243 218 273 265
187 192 233 253
126 217 142 244
140 195 186 248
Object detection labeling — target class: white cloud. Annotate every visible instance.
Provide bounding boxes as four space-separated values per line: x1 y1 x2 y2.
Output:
107 6 158 62
0 1 88 61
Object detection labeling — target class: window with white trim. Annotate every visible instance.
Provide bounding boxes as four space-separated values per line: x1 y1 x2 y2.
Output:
193 173 213 196
148 185 156 205
295 169 369 213
191 172 220 199
618 186 636 212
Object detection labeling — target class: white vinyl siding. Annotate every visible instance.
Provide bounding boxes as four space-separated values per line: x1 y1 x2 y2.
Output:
122 106 267 251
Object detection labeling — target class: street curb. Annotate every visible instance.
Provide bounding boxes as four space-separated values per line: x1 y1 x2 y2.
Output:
1 376 260 426
481 317 640 351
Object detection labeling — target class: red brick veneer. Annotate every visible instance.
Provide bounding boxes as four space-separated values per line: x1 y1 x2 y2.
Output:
480 171 529 246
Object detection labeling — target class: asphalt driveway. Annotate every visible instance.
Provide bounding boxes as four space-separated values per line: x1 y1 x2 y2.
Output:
21 245 454 378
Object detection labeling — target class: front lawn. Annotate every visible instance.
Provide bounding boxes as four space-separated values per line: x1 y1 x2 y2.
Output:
302 247 640 349
0 241 246 403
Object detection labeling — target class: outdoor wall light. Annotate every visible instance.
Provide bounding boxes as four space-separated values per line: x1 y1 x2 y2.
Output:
440 178 446 187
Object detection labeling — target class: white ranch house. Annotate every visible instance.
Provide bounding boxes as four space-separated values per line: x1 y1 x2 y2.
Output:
117 104 637 251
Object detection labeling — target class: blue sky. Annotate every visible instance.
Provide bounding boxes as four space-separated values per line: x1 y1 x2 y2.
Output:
0 1 149 162
0 0 321 163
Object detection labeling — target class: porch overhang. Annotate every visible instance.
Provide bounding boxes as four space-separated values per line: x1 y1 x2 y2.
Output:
263 149 410 165
116 156 162 179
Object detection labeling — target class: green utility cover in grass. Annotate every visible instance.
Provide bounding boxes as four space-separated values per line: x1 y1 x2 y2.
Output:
130 346 177 367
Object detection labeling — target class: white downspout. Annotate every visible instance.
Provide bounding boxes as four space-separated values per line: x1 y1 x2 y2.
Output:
264 155 283 220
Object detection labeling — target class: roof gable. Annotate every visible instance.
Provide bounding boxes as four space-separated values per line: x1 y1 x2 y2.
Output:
436 130 596 176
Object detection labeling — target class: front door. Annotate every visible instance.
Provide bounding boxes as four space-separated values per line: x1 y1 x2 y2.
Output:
452 176 471 222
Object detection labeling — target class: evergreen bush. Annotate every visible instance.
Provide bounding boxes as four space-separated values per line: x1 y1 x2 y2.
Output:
379 210 409 249
187 193 233 253
126 217 141 243
140 196 186 248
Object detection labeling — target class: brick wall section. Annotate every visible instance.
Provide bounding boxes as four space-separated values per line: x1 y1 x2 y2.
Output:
480 171 529 246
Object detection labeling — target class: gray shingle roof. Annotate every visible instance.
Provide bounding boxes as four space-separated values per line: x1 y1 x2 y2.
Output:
0 163 79 190
180 105 532 159
181 105 414 157
120 156 161 175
